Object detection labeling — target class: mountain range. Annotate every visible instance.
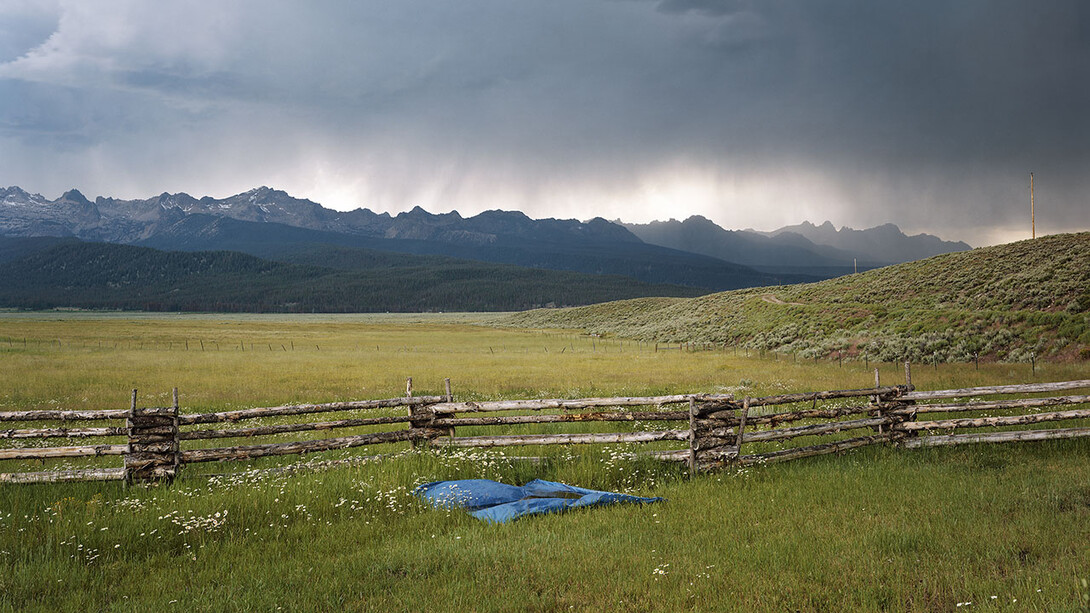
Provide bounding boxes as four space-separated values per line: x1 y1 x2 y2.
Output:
622 216 970 275
0 185 971 304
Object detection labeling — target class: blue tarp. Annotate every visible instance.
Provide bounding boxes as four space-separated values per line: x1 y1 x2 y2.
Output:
413 478 664 523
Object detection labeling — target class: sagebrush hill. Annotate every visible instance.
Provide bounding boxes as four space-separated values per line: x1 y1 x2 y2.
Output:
505 233 1090 362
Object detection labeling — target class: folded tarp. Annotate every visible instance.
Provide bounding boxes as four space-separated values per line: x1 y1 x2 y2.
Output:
414 478 664 523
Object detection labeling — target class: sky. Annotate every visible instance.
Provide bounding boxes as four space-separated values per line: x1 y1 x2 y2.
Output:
0 1 1087 247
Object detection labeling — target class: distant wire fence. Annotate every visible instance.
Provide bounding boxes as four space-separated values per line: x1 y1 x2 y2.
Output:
2 368 1089 484
2 334 1051 375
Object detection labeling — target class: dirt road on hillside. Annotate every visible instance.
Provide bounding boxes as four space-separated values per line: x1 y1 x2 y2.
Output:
760 294 805 306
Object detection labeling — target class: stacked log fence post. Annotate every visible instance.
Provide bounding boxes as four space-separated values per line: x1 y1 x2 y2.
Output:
124 388 180 484
407 378 448 449
688 396 739 472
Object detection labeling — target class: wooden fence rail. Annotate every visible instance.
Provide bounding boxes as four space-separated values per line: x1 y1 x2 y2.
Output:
178 415 417 441
177 396 445 425
428 394 725 415
899 379 1090 401
0 409 129 421
889 395 1090 416
432 430 690 448
0 444 128 461
431 411 691 428
2 365 1088 484
902 427 1090 449
0 426 125 440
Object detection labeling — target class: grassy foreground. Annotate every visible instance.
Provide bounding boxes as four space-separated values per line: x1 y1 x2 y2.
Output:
4 442 1089 612
1 313 1089 612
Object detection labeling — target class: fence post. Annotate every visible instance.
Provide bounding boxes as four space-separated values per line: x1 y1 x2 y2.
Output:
406 377 423 449
688 398 700 472
123 389 179 484
732 398 749 458
873 369 884 434
171 388 181 474
441 378 455 439
124 389 136 485
407 378 449 449
688 396 739 473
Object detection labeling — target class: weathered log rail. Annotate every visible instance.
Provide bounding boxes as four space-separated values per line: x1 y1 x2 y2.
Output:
432 430 690 449
2 366 1088 485
899 379 1090 401
0 409 129 421
179 429 418 463
427 394 729 415
177 396 445 425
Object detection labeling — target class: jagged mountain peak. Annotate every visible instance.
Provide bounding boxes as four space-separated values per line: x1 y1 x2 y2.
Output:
474 208 532 221
243 186 289 201
153 192 197 208
60 189 92 205
0 186 51 209
400 205 433 217
685 215 716 224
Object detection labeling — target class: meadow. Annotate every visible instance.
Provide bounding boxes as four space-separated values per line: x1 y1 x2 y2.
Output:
1 313 1089 612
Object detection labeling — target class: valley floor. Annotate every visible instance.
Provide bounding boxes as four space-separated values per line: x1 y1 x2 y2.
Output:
1 314 1088 612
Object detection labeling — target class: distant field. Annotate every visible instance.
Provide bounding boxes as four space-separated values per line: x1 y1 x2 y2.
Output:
2 314 1089 612
3 312 1085 416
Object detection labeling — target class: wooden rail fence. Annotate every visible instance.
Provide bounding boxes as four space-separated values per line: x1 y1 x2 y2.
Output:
2 368 1088 484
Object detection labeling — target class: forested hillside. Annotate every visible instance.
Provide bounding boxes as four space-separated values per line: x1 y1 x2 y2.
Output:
0 240 704 312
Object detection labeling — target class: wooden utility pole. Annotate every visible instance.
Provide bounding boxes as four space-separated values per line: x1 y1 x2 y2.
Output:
1030 172 1035 239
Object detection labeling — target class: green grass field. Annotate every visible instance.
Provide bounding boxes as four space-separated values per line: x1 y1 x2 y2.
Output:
2 313 1089 612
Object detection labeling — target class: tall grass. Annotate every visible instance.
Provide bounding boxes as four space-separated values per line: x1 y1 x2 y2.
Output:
1 313 1089 611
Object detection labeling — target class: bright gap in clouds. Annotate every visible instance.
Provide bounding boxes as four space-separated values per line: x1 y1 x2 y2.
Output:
295 163 856 235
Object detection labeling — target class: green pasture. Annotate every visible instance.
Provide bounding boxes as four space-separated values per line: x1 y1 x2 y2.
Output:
1 313 1089 612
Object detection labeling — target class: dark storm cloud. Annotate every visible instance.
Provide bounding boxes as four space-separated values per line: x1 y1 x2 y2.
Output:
0 0 1086 245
